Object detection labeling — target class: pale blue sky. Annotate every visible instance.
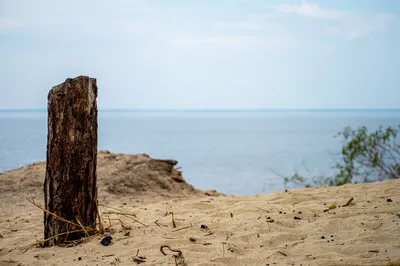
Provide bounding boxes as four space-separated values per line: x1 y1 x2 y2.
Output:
0 0 399 109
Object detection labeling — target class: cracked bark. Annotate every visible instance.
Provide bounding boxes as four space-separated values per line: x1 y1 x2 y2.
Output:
44 76 98 246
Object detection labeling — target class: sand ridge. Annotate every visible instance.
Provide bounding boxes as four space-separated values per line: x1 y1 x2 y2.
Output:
0 153 399 265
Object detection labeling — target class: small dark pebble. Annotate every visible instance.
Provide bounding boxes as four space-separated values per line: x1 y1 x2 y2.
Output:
387 199 393 202
279 211 282 214
230 213 233 218
321 236 325 239
100 236 113 246
331 239 334 241
327 240 330 243
78 257 82 261
267 217 271 219
298 211 302 214
201 224 208 229
323 209 329 212
294 216 301 220
331 235 333 237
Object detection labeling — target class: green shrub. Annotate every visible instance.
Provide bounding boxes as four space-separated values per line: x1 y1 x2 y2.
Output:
284 125 400 187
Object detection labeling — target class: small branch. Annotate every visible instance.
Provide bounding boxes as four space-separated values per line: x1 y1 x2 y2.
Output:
268 168 285 178
96 200 105 234
76 218 89 238
103 209 148 227
378 143 399 165
277 251 287 257
172 225 191 232
170 212 177 228
301 159 311 174
27 197 82 228
343 197 354 207
373 223 383 230
29 228 96 248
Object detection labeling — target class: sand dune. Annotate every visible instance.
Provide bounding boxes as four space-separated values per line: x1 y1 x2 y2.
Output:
0 152 399 265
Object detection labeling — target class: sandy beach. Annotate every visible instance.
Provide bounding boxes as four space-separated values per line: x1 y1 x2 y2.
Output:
0 152 399 266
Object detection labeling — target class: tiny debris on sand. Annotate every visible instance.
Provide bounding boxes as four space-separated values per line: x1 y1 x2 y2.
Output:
1 151 400 265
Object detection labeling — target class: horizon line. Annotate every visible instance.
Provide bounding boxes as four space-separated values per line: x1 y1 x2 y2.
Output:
0 108 399 113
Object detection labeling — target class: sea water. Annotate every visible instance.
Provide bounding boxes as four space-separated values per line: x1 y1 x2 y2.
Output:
0 110 398 195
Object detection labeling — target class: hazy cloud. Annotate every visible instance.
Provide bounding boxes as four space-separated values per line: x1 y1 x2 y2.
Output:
170 35 263 47
215 21 261 31
272 2 397 40
345 13 397 40
0 18 23 32
271 2 348 20
215 22 229 29
0 0 399 109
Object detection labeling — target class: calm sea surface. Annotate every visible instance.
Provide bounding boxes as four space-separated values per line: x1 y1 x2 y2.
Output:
0 110 399 195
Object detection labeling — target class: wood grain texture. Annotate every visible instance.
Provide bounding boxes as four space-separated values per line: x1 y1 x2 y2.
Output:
44 76 98 246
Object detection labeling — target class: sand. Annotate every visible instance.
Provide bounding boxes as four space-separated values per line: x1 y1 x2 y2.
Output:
0 152 399 266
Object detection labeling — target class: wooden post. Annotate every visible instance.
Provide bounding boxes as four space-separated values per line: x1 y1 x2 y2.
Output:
44 76 98 246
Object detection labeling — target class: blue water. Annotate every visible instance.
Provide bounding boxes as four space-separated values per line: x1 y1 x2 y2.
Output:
0 110 399 195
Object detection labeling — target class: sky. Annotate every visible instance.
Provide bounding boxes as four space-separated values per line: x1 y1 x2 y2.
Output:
0 0 399 110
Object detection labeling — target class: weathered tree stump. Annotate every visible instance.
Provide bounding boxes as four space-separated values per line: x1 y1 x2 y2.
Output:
44 76 98 246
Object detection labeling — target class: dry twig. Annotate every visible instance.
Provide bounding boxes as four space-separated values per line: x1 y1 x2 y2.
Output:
170 212 177 228
25 197 99 250
103 210 148 227
160 245 186 266
76 218 89 238
277 251 287 257
96 200 105 234
27 197 81 228
343 197 354 207
172 225 191 232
